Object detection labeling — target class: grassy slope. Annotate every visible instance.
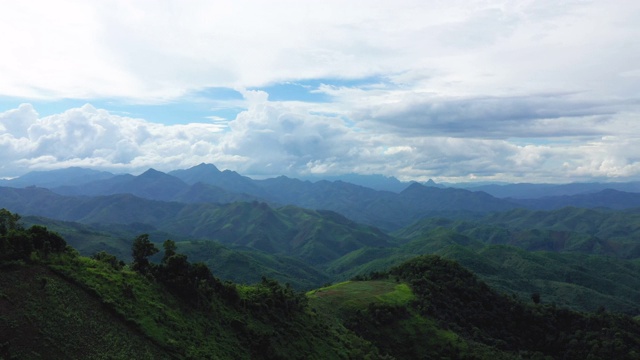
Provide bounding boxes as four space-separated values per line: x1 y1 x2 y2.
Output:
307 279 511 359
307 280 414 315
0 207 379 360
0 263 168 360
39 253 371 360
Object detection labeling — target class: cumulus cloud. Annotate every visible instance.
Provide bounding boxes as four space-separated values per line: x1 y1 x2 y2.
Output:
0 104 225 176
1 99 640 183
220 93 360 176
1 1 640 183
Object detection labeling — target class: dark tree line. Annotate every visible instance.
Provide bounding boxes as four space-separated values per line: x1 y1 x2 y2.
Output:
129 234 239 305
0 209 67 262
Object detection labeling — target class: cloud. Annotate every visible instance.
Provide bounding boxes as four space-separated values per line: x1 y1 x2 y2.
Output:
1 99 640 183
2 1 637 102
220 94 359 176
354 93 618 139
0 104 225 176
1 1 640 183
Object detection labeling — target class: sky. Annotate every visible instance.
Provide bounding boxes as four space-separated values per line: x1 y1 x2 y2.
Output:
1 0 639 183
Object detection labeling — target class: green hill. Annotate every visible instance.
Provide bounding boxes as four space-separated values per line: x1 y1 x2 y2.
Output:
20 206 640 314
0 210 379 359
4 208 640 359
328 227 640 314
314 256 640 359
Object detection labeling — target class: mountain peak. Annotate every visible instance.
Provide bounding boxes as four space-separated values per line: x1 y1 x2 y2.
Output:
192 163 221 173
139 168 167 178
402 181 426 192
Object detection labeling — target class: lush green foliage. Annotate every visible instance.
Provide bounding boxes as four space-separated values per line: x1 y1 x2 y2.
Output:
387 255 640 359
0 208 67 262
0 212 379 359
4 207 640 360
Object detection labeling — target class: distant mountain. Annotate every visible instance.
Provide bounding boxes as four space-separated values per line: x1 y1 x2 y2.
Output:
172 182 263 204
398 182 518 213
298 173 411 192
42 168 524 231
169 163 266 196
55 168 266 205
512 189 640 210
250 178 519 230
0 186 392 265
462 181 640 199
0 167 115 188
10 164 640 232
54 173 136 196
53 168 188 201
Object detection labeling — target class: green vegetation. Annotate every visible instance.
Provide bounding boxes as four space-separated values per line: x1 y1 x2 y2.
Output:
387 255 640 359
307 280 414 316
4 207 640 359
326 211 640 314
16 204 640 316
0 210 378 359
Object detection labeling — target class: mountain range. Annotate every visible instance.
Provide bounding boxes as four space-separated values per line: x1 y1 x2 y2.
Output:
4 165 640 358
3 164 640 312
3 163 640 231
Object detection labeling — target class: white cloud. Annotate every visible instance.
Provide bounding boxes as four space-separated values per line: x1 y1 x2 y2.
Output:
1 100 640 183
2 1 637 101
1 1 640 183
0 104 226 175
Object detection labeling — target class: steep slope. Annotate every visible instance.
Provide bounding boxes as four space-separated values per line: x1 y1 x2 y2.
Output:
0 264 168 359
387 255 640 359
6 210 640 359
165 201 394 264
0 188 392 265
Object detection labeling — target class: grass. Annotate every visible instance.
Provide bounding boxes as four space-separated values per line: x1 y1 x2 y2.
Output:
0 263 169 359
307 279 414 316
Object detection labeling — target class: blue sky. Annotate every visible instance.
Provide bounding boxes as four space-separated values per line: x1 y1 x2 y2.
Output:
1 1 639 183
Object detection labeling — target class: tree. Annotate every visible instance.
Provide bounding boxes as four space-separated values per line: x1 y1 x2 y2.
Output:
27 225 66 253
0 208 21 235
93 250 124 270
131 234 158 273
531 292 541 305
162 239 177 264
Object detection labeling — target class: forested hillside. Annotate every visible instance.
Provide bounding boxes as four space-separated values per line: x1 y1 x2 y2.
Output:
4 165 640 358
3 209 640 359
